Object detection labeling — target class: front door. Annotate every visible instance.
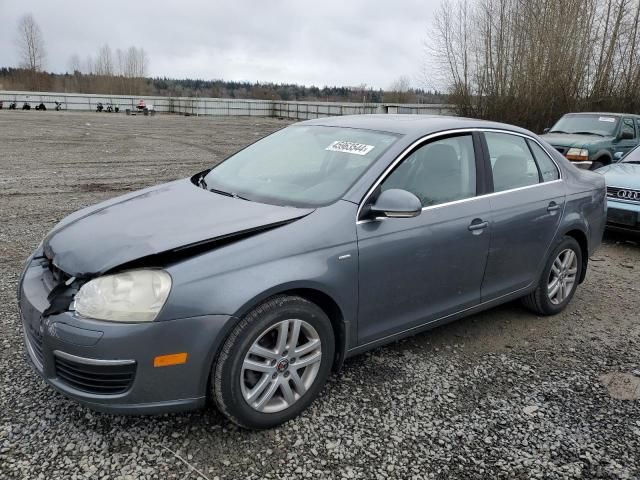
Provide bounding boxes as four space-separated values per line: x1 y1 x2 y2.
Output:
356 133 491 345
614 117 638 158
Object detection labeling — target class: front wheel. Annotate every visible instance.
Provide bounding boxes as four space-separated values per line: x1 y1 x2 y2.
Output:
522 236 583 316
213 295 334 429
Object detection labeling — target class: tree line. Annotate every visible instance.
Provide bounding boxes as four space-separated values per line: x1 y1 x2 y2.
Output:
13 4 640 125
0 67 447 104
429 0 640 132
5 13 446 104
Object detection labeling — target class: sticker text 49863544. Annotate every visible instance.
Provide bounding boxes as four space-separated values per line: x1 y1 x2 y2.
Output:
326 141 375 156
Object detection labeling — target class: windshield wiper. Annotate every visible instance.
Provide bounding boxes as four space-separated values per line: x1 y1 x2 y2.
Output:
548 130 568 134
198 175 208 189
209 187 250 201
573 131 605 137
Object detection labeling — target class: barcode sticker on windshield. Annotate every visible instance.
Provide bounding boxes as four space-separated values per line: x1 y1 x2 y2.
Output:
599 117 616 123
326 141 375 156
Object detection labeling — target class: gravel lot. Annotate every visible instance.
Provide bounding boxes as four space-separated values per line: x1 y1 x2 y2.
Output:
1 111 639 479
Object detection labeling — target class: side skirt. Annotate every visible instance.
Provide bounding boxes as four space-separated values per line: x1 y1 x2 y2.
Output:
345 285 534 358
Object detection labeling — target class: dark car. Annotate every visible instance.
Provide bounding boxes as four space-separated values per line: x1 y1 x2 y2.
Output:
596 145 640 232
541 112 640 170
18 115 606 429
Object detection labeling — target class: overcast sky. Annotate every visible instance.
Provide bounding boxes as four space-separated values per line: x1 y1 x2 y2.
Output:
0 0 440 89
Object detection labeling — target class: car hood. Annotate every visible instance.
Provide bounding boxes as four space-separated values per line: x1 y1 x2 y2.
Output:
540 133 613 148
595 162 640 188
43 178 313 277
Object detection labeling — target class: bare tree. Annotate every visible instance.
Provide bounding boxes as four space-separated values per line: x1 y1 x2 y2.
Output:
115 48 125 76
95 44 114 76
84 55 95 75
386 76 413 103
68 54 81 74
93 44 115 92
16 14 46 90
122 46 150 94
428 0 640 131
138 48 149 78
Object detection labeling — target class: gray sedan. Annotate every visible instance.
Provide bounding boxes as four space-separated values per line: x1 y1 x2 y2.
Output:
18 115 606 429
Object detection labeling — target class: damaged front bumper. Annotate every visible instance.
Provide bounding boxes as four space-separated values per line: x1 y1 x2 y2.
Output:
19 254 234 414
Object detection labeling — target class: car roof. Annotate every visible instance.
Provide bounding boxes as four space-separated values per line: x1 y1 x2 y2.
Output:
563 112 640 118
299 114 535 138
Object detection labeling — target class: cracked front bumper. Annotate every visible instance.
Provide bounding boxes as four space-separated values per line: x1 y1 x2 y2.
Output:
19 256 234 414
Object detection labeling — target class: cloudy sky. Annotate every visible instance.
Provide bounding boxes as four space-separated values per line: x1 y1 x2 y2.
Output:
0 0 440 89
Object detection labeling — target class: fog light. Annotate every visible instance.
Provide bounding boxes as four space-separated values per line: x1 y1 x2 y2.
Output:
153 352 188 367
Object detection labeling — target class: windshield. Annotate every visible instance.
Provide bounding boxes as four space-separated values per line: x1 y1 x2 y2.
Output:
549 114 619 136
203 125 399 207
622 145 640 163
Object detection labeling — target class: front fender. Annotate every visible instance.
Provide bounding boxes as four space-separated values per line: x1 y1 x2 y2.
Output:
156 201 359 356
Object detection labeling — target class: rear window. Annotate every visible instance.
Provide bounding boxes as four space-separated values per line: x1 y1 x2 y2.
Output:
528 141 559 181
484 132 540 192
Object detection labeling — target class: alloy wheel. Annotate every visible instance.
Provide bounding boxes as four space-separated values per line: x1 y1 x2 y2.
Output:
240 319 322 413
547 248 578 305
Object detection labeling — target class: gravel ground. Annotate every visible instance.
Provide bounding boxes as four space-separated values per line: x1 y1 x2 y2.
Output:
1 111 639 480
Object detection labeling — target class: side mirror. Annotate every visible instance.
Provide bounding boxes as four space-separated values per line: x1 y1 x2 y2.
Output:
368 189 422 219
620 129 634 140
543 128 550 134
614 151 624 161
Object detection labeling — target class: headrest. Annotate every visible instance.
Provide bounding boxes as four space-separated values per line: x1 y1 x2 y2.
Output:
422 144 459 173
494 154 527 176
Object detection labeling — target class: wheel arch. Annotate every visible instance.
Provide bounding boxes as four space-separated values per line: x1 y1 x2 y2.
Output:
593 149 612 166
234 285 350 372
561 228 589 283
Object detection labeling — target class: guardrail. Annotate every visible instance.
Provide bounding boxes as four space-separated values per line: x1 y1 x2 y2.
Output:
0 90 453 119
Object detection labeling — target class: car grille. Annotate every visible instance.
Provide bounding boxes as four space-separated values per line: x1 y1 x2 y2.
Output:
54 355 136 395
25 324 45 368
607 186 640 203
607 207 639 227
554 146 568 155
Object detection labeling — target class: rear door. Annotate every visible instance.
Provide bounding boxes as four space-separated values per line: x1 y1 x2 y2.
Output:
480 131 565 301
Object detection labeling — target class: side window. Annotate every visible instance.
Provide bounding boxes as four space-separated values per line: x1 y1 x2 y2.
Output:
622 118 636 139
380 135 476 207
485 132 540 192
527 140 560 181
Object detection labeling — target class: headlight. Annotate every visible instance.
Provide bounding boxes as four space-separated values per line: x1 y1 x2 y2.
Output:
566 148 589 160
73 270 172 322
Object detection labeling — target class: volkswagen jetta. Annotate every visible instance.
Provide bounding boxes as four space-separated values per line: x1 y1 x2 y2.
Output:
19 115 606 429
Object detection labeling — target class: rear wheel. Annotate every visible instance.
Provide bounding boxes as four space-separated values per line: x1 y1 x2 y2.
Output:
522 236 582 315
213 295 334 429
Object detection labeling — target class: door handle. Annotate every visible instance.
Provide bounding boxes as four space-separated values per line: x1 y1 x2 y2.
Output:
468 219 489 232
547 202 561 213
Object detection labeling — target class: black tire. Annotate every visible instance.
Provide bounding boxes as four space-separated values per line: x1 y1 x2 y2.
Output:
522 236 583 316
590 161 605 171
213 295 334 429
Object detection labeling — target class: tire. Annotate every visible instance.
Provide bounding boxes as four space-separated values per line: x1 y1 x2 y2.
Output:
213 295 334 429
522 236 583 316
